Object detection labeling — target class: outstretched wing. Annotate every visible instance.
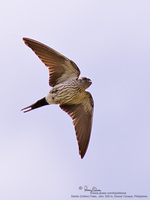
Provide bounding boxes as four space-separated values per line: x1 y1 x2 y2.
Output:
23 38 80 87
60 92 94 158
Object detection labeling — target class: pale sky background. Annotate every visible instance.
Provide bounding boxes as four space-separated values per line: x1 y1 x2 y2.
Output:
0 0 150 199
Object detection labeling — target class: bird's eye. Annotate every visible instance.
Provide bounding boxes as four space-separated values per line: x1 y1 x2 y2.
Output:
83 77 88 81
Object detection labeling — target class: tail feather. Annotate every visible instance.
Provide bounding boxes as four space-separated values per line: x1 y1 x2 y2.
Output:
21 97 48 113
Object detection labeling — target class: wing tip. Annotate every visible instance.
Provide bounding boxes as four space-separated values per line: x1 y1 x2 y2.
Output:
23 37 29 42
80 154 84 159
23 37 38 46
79 149 86 159
23 37 31 47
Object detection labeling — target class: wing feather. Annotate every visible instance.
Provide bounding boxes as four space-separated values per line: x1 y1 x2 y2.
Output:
23 38 80 86
60 92 94 158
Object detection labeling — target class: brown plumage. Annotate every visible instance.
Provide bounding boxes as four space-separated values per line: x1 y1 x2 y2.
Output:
21 38 94 158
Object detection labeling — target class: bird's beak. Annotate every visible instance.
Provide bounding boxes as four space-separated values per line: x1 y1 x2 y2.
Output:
88 79 92 87
88 79 92 84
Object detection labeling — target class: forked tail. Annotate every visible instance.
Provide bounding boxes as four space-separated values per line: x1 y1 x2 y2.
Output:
21 97 48 113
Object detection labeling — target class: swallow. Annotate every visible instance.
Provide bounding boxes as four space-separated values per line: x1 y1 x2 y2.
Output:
21 38 94 158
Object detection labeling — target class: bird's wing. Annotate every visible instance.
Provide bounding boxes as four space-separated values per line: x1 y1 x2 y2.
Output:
60 92 94 158
23 38 80 87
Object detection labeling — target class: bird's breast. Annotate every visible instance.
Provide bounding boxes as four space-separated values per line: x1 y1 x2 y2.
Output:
46 81 83 105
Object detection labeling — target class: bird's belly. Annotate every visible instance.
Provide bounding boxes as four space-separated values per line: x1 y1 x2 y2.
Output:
46 84 82 105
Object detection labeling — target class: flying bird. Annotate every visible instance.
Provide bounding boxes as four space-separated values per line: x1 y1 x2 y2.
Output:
21 38 94 158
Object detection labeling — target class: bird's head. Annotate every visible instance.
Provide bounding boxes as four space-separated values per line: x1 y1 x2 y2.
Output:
78 77 92 90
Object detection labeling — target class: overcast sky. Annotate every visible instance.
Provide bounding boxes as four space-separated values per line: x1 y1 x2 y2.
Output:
0 0 150 199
